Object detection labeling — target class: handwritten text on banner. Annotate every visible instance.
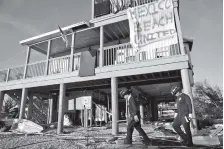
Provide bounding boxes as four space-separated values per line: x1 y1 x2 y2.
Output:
127 0 178 50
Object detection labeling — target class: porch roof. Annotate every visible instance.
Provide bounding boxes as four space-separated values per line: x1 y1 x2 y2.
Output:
19 21 91 46
19 19 193 55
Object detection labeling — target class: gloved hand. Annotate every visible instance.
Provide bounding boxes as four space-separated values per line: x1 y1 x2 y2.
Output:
134 115 139 122
188 114 193 119
174 113 178 118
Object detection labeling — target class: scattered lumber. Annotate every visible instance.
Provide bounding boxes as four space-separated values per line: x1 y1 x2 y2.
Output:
193 136 220 146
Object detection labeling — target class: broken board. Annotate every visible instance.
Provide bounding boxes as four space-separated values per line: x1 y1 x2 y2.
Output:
114 144 189 149
115 138 189 149
210 126 223 136
193 136 220 146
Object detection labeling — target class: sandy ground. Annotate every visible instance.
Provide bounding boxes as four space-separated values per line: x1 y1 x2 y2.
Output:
0 123 222 149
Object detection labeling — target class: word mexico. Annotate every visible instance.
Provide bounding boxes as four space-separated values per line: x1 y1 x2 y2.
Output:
128 0 173 19
127 0 178 49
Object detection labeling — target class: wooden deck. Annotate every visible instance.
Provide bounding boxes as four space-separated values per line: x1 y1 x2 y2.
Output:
0 54 190 91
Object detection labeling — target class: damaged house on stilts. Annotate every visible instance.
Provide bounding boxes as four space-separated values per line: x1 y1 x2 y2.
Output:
0 0 197 135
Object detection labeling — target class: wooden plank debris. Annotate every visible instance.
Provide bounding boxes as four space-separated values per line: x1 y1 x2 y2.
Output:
210 126 223 137
193 136 220 146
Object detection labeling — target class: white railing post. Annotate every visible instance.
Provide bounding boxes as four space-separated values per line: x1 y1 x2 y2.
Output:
0 91 4 118
45 40 52 75
92 0 95 19
23 47 31 79
6 68 10 82
173 0 185 55
70 33 75 72
100 26 104 67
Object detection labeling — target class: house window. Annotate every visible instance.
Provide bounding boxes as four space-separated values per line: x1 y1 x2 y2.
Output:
94 0 111 18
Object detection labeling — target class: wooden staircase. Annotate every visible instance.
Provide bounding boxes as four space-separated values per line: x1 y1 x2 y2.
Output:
6 91 48 124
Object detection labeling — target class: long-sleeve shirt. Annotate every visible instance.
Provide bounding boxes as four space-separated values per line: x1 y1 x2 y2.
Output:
176 93 192 116
128 95 140 117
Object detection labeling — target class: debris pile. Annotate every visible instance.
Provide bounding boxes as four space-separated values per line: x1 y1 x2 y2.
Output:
11 119 44 133
0 119 222 148
194 124 223 146
0 119 14 132
0 119 43 134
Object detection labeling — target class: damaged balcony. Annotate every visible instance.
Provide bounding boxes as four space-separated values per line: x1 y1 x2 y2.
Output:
0 18 193 91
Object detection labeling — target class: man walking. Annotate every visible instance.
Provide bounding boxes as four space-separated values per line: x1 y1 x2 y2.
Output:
120 87 151 145
171 85 194 147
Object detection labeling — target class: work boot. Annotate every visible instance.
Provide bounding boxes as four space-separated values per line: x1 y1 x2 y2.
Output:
187 142 194 147
124 139 132 144
179 140 188 146
142 138 152 146
177 136 187 145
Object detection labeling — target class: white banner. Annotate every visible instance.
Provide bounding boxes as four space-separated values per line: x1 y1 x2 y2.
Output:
127 0 178 52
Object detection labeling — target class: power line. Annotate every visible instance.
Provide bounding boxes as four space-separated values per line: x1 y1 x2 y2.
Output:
0 49 27 67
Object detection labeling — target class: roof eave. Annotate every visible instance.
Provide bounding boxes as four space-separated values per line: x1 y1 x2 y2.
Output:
19 21 90 46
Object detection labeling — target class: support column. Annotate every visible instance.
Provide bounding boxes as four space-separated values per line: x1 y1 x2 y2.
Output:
151 98 158 121
126 96 128 125
90 109 92 127
140 104 144 125
48 95 54 124
54 94 58 121
23 47 31 79
70 33 75 72
91 0 95 19
146 104 151 121
19 88 28 119
51 95 57 123
111 77 118 135
81 110 83 127
181 68 198 134
107 94 110 124
173 0 185 55
0 91 5 119
27 93 33 120
84 107 88 127
105 106 108 123
99 26 104 67
45 40 52 75
57 83 66 134
154 100 158 121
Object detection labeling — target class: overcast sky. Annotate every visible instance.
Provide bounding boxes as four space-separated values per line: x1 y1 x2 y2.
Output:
0 0 222 88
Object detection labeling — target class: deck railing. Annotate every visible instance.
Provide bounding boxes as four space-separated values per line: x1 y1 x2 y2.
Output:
0 54 84 82
48 55 71 75
133 0 157 6
0 69 8 82
8 65 25 81
73 53 81 71
103 42 180 66
103 43 134 66
0 41 184 83
26 60 46 78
